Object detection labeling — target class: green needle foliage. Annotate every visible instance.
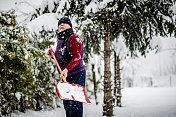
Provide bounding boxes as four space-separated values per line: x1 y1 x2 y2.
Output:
0 10 57 116
0 10 35 116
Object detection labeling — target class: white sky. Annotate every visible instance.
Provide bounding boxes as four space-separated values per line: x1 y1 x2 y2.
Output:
0 0 17 10
0 0 42 10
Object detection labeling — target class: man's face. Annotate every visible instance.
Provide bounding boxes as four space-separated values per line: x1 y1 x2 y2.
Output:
58 23 71 32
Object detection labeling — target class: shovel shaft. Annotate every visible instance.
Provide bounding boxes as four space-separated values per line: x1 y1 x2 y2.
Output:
50 46 66 82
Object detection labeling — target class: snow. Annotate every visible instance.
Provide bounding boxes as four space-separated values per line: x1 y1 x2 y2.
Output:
115 87 176 117
0 0 19 10
15 92 21 100
56 82 87 103
76 37 82 44
11 87 176 117
112 35 128 60
85 0 117 14
27 13 58 35
121 36 176 87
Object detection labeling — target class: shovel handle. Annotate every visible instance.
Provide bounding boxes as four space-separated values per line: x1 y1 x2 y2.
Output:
49 46 66 82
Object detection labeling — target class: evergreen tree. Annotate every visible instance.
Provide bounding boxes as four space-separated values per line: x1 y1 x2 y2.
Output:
80 0 176 116
0 10 36 116
17 0 61 111
0 9 58 116
86 56 104 105
29 27 58 110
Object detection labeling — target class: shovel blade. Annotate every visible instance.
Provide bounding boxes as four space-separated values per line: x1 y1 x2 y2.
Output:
56 81 91 104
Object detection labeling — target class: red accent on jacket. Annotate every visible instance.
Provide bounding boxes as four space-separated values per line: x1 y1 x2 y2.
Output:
66 34 83 72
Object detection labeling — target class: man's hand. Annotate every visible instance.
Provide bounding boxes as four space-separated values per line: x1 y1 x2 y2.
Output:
60 68 68 78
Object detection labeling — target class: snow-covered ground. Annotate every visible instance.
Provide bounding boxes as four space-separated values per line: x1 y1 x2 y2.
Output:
115 87 176 117
11 87 176 117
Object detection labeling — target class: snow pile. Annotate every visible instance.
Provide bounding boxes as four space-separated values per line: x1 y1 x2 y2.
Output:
27 13 58 35
56 82 88 103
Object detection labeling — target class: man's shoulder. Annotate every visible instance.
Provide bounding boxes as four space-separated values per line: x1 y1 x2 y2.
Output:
70 34 83 44
70 34 80 39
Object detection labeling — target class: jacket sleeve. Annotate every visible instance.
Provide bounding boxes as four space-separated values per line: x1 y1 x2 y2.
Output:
66 35 83 72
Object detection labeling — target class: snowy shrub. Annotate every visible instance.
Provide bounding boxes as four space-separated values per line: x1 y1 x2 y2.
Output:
0 10 35 116
0 10 57 116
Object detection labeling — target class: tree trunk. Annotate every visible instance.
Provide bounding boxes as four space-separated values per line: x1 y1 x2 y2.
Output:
103 16 113 116
92 64 98 105
114 51 122 107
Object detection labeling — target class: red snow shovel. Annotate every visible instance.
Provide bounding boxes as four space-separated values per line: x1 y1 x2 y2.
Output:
49 46 91 104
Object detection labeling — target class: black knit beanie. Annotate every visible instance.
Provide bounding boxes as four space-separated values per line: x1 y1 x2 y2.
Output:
58 17 72 27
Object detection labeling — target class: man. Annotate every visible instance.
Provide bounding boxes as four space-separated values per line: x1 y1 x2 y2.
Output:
47 17 86 117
